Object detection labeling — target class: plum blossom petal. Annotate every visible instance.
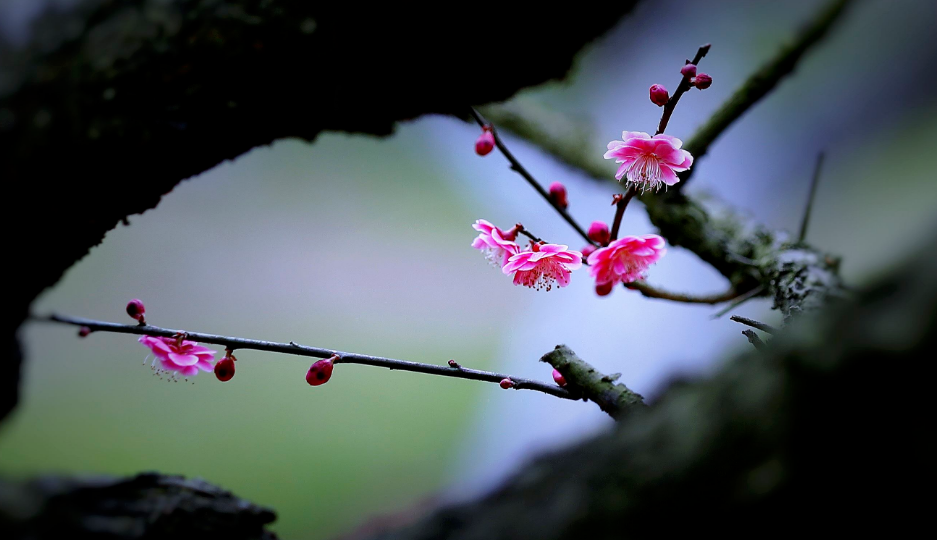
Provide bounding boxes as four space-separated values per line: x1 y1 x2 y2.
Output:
503 244 582 291
139 335 217 379
471 219 520 268
603 132 693 192
587 235 666 286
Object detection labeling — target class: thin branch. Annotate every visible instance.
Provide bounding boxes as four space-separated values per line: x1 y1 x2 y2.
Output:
680 0 853 186
33 314 578 401
730 315 779 335
624 281 738 305
469 107 594 246
711 285 767 319
609 187 637 242
656 44 711 135
799 152 826 242
741 329 767 351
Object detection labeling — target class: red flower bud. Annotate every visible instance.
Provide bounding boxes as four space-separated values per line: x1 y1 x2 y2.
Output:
691 73 712 90
596 282 613 297
306 356 336 386
552 369 567 387
499 378 515 389
588 221 610 245
581 245 597 258
548 182 568 210
214 355 236 382
475 129 495 156
448 359 461 369
126 299 146 324
649 84 669 107
680 63 697 79
78 326 91 338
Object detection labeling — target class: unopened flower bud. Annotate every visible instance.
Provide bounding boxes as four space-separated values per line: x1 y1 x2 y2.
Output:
499 378 515 389
78 326 91 338
306 355 337 386
649 84 669 106
548 182 568 209
588 221 610 245
581 245 597 258
691 73 712 90
475 128 495 156
126 299 146 324
596 282 613 297
448 359 461 369
552 369 567 387
680 63 697 79
214 355 236 382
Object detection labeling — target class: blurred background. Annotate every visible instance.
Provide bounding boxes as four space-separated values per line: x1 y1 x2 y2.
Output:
2 0 936 537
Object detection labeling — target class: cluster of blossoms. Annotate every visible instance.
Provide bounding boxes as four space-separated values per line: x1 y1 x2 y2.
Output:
470 59 709 295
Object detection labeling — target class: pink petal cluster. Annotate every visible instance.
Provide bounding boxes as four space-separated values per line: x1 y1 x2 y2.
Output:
604 132 693 192
139 335 216 378
471 219 519 267
503 244 582 291
587 235 666 286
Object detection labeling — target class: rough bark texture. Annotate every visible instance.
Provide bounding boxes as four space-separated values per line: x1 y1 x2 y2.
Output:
0 472 277 539
0 0 640 423
363 230 936 539
540 345 646 420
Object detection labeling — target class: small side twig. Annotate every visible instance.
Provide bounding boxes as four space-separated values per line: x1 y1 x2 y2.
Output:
33 314 578 401
799 152 825 242
741 329 767 351
469 107 594 246
729 315 778 335
711 285 767 319
624 281 737 305
657 43 711 135
609 187 637 242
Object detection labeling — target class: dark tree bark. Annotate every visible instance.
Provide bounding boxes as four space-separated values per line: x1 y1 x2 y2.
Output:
0 0 640 423
0 472 276 539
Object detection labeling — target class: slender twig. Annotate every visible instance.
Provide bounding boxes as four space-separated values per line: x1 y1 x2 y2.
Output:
624 281 737 304
710 285 767 319
518 228 544 244
741 329 767 351
468 107 594 245
609 187 637 242
657 44 711 135
799 152 825 242
680 0 854 186
33 314 578 400
730 315 779 335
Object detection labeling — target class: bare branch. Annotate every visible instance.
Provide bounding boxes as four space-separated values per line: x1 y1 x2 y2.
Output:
799 152 826 242
742 329 767 351
468 107 595 246
33 314 578 401
624 281 738 305
730 315 779 335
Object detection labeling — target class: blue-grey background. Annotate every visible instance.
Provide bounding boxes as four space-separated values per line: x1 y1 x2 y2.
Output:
2 0 936 538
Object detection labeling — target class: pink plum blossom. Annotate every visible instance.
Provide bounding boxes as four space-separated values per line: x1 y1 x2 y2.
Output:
603 132 693 192
587 234 666 286
502 243 582 291
471 219 520 267
139 335 216 378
